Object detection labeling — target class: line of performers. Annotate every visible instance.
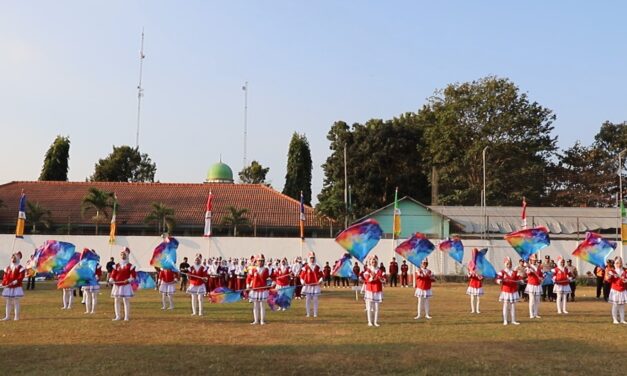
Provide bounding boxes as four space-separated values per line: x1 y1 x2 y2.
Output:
3 249 627 326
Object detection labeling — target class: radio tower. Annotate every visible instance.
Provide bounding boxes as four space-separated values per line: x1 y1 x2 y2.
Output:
135 28 146 149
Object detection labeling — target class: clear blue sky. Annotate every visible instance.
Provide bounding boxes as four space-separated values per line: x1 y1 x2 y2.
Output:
1 1 626 203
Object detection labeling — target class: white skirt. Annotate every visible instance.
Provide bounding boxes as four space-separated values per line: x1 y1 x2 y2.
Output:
187 284 206 295
159 282 176 295
499 291 520 303
466 287 484 296
414 288 432 298
2 287 24 298
302 284 321 296
553 284 572 294
82 284 101 292
111 284 134 298
249 290 269 301
364 291 383 303
609 289 627 304
525 284 542 296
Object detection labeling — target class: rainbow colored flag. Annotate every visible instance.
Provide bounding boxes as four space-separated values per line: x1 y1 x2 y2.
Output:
392 187 401 238
331 253 357 280
150 237 179 271
131 271 156 291
572 232 616 268
335 219 383 262
57 248 100 289
504 226 550 261
208 287 242 304
395 233 435 267
621 201 627 245
439 236 464 264
468 248 496 279
32 240 77 275
15 192 26 238
267 286 296 311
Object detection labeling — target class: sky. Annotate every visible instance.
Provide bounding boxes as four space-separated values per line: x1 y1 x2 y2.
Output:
1 1 627 204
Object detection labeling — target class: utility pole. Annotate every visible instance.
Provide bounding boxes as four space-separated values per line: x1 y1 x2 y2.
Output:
135 28 146 149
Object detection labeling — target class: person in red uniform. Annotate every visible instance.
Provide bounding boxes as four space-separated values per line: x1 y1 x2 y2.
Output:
352 262 361 287
158 268 179 310
363 255 385 327
388 257 399 287
496 256 522 325
414 258 435 320
82 254 102 314
524 253 544 319
108 247 137 321
274 259 291 290
300 251 324 318
2 252 25 321
322 262 331 288
606 256 627 324
246 253 272 325
466 249 484 314
552 256 573 314
186 253 208 316
291 257 303 299
400 260 409 288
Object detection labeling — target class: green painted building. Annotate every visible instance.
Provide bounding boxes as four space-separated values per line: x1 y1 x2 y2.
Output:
358 196 452 239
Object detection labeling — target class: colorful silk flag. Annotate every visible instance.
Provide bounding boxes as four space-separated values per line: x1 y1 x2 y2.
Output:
542 270 554 286
395 233 435 267
57 248 100 289
150 237 179 271
468 248 497 278
331 253 357 280
392 187 401 238
32 240 77 275
572 232 617 268
109 195 117 245
15 192 26 238
131 271 156 291
208 287 242 304
299 191 306 240
621 201 627 245
521 197 528 229
335 219 384 262
504 226 550 261
267 286 296 311
203 192 213 237
439 236 464 264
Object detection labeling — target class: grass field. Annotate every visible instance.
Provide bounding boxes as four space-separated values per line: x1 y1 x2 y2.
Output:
1 282 626 375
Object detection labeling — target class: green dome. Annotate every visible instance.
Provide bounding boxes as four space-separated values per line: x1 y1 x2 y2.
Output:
206 162 234 183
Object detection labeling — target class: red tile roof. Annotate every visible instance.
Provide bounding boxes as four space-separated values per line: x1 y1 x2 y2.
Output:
0 181 330 230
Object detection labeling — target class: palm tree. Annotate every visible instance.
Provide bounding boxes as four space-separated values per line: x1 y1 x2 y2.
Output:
221 206 250 236
144 202 176 234
26 202 52 234
81 187 115 235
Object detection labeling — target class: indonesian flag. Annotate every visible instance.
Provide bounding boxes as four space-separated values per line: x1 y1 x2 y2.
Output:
299 191 305 240
521 197 527 230
204 192 213 237
15 191 26 238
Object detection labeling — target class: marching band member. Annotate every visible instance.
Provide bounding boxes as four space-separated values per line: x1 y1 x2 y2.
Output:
291 257 303 299
274 258 292 292
414 258 435 320
246 254 272 325
82 260 102 314
363 255 385 327
300 252 323 318
187 253 208 316
400 260 409 288
525 254 544 319
236 259 247 291
2 252 25 321
158 268 178 310
496 256 521 325
552 256 573 314
108 247 137 321
466 249 484 314
61 286 75 310
606 256 627 324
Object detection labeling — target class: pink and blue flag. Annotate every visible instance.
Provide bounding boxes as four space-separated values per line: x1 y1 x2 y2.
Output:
150 237 179 271
331 253 357 280
504 226 550 261
395 233 435 267
439 236 464 264
572 232 616 268
208 287 242 304
267 286 296 311
335 219 383 262
32 240 77 275
132 271 156 291
468 248 497 278
57 248 100 289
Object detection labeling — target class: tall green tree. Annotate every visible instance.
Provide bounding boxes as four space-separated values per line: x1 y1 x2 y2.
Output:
238 161 270 185
144 202 176 234
90 145 156 182
26 202 52 233
221 206 250 236
39 136 70 181
81 187 115 235
283 132 313 205
419 76 557 206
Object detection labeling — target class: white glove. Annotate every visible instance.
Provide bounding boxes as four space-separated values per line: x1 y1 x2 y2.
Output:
108 278 114 284
127 278 134 283
10 280 17 286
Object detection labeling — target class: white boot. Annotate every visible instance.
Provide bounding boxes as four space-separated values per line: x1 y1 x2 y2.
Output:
415 298 422 319
503 302 509 325
373 302 380 327
259 302 266 325
122 297 130 321
366 301 372 326
313 295 319 318
424 299 431 319
13 298 20 321
251 301 259 324
113 297 121 320
191 294 197 315
510 303 519 325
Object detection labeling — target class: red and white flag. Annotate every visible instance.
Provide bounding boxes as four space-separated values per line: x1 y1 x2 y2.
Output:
203 192 213 237
521 197 527 229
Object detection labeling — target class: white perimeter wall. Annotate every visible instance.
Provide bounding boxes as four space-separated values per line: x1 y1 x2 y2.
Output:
1 235 623 275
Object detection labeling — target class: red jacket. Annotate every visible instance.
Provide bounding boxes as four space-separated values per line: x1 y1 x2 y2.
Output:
415 268 433 290
247 266 271 290
525 265 543 286
496 269 520 293
2 264 25 288
607 268 627 292
187 265 207 286
467 271 483 288
323 265 331 279
110 263 137 285
274 266 291 287
400 264 409 276
363 267 384 292
300 264 323 285
158 269 178 283
552 267 572 286
389 262 399 275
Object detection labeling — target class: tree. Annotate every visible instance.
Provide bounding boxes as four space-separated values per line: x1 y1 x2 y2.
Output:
26 202 52 233
419 76 557 206
283 133 313 205
144 202 176 234
81 187 115 235
317 114 431 222
238 160 270 185
39 135 70 181
221 206 250 236
90 145 156 182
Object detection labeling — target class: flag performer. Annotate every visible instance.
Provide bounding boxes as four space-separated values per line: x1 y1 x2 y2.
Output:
83 262 102 314
524 253 544 319
606 256 627 324
300 251 323 318
158 268 179 310
2 252 25 321
186 253 208 316
363 255 385 327
246 254 272 325
109 247 137 321
466 249 484 314
414 258 435 320
552 256 573 314
496 257 522 325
